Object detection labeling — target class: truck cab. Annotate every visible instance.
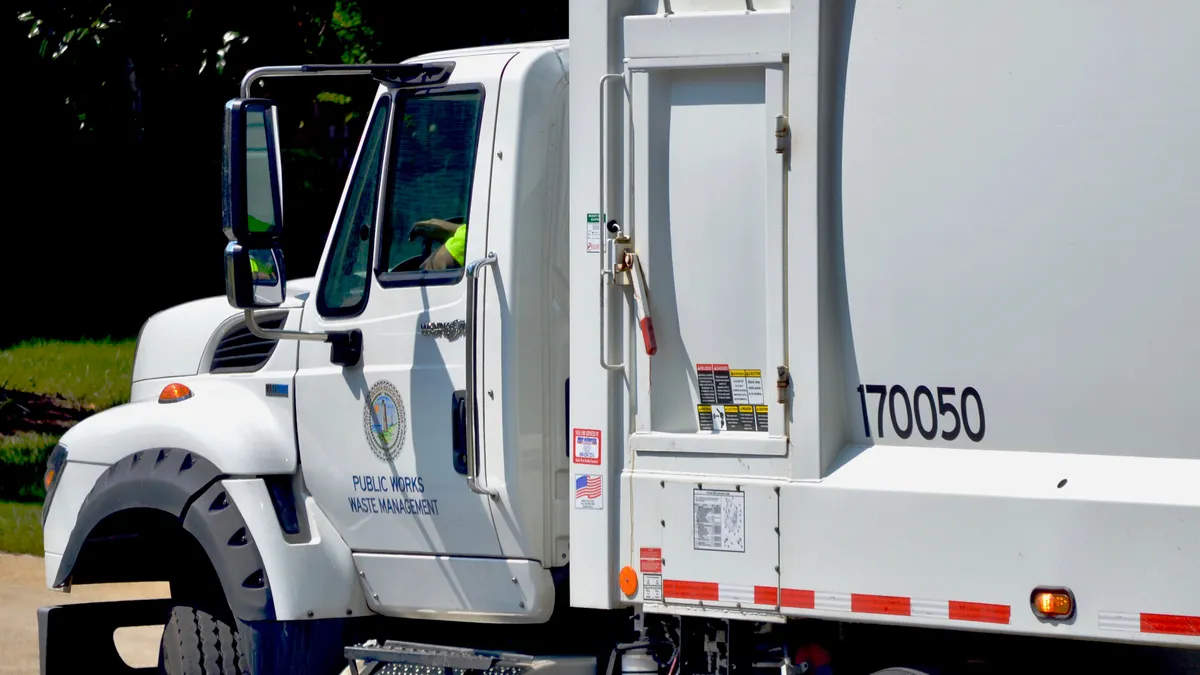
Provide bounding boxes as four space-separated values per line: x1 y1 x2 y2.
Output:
40 40 579 673
282 41 573 621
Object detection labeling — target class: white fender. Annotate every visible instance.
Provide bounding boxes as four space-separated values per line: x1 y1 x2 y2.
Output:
55 374 298 474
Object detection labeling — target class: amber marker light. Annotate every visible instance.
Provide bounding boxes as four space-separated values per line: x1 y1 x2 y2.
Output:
619 566 639 597
159 383 194 404
1031 587 1076 621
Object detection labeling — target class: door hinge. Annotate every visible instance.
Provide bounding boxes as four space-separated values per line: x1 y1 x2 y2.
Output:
776 365 791 404
774 115 790 154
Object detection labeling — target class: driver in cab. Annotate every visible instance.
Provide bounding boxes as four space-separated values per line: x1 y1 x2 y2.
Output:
409 218 467 271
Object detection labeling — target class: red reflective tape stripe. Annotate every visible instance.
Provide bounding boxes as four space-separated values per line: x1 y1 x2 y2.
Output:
948 600 1011 625
753 586 778 605
664 580 719 602
781 588 816 609
852 593 911 616
1141 613 1200 636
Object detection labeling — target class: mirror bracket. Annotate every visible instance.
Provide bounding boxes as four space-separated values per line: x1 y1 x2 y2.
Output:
327 330 364 368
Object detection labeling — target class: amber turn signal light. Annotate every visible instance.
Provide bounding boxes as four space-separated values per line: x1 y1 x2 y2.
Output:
1031 587 1075 621
159 383 194 404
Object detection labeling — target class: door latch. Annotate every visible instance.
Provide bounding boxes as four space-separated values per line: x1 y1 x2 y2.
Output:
776 366 791 404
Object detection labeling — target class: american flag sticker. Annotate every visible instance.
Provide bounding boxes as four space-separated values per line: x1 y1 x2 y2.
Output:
574 474 603 510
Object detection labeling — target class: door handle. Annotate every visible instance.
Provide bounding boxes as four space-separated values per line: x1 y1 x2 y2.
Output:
451 390 468 475
598 73 627 372
464 252 499 497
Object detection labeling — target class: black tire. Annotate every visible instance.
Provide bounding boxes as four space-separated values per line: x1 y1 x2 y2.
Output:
159 605 249 675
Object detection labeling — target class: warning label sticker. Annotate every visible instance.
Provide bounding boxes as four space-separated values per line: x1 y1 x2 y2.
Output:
695 364 768 432
693 488 746 553
643 573 663 601
639 547 663 573
572 428 601 465
586 213 602 254
745 370 765 404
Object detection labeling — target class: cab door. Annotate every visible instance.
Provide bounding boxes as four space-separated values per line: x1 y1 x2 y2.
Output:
293 53 517 557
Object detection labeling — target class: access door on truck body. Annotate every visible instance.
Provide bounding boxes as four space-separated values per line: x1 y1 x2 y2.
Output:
624 55 790 453
293 54 516 559
615 41 789 612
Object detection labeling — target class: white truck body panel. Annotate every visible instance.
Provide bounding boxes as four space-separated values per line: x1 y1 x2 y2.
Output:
224 479 372 621
351 552 555 623
40 0 1200 659
572 0 1200 647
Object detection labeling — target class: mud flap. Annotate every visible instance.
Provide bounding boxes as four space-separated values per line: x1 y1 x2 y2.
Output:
38 599 174 674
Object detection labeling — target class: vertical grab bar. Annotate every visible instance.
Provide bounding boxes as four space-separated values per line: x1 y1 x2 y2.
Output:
465 252 500 497
599 73 626 372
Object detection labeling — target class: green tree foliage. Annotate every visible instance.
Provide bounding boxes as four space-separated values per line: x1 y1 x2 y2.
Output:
7 2 565 344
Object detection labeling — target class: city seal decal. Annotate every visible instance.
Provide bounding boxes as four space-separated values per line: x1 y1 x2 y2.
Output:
363 380 407 462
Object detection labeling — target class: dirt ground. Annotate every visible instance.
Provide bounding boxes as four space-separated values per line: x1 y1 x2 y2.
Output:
0 552 168 675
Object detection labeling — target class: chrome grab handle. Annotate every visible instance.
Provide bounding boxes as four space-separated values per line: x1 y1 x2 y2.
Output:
599 73 626 372
464 253 499 497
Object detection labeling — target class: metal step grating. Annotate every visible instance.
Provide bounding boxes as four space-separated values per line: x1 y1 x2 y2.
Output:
344 640 595 675
363 665 526 675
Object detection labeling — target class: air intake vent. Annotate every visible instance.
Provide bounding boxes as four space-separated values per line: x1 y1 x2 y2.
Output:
209 316 285 373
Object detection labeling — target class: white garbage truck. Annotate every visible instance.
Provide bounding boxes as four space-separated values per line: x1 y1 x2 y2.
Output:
37 1 1200 674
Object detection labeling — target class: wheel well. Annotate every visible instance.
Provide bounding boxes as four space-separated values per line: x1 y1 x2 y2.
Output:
55 449 276 622
69 507 231 618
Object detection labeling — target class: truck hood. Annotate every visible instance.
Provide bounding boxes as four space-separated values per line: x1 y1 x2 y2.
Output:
130 277 314 382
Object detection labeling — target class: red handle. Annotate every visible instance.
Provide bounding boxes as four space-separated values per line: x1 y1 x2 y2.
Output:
639 317 658 356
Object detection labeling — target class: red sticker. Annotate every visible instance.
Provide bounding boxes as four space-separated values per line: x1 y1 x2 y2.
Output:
572 428 602 465
640 559 663 573
640 548 662 560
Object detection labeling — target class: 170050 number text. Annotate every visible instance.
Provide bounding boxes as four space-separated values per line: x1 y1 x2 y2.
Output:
855 384 985 442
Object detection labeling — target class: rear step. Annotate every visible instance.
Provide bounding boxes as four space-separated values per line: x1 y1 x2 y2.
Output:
344 640 597 675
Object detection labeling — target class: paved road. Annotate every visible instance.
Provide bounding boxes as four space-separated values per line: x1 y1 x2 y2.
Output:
0 553 168 675
0 553 366 675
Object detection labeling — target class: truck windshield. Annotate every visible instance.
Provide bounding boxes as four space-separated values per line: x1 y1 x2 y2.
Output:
378 89 484 280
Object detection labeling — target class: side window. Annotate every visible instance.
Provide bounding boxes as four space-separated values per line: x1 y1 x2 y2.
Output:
378 90 484 285
317 97 392 317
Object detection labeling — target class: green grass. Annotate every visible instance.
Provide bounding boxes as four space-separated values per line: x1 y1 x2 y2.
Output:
0 500 44 556
1 338 135 410
0 432 59 502
0 339 135 552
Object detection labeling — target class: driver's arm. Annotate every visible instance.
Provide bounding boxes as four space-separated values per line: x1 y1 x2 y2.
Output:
418 221 467 271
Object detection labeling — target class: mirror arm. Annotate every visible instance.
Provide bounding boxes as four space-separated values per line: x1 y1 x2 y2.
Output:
243 310 363 367
244 309 327 342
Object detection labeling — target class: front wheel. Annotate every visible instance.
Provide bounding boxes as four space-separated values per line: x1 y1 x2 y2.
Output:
158 605 248 675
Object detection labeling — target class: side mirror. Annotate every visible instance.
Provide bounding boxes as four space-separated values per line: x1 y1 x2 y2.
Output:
222 98 285 245
224 242 286 308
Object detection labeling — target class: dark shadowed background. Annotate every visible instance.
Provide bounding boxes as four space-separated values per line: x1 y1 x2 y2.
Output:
3 1 567 348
